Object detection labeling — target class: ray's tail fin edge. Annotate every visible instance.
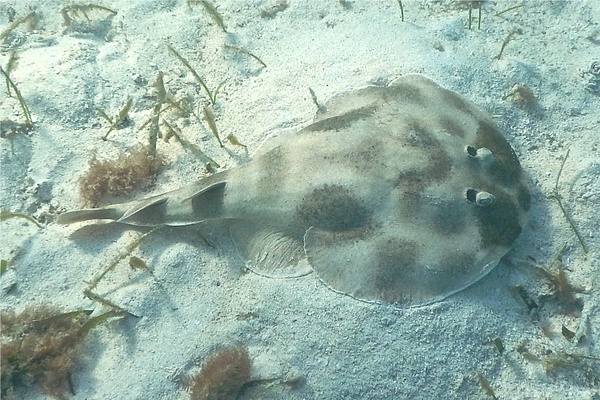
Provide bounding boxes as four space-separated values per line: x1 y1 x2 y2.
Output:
56 207 124 225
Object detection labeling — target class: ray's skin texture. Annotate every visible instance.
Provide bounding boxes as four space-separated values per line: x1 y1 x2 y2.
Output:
58 75 530 307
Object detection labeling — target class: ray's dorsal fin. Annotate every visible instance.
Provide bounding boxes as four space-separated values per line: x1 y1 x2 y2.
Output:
182 180 225 203
117 197 169 223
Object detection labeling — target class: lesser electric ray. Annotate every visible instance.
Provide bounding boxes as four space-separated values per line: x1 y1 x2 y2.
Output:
58 74 530 307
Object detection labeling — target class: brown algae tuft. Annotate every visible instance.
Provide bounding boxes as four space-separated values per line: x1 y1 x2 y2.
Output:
187 344 252 400
1 306 122 398
78 146 166 206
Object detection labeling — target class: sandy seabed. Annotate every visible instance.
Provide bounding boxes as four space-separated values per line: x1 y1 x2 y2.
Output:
1 1 599 399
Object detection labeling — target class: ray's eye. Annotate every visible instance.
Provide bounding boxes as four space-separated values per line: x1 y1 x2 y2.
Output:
466 189 496 206
465 145 494 164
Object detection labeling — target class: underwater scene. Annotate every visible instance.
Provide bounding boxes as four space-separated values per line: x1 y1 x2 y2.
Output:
1 1 599 399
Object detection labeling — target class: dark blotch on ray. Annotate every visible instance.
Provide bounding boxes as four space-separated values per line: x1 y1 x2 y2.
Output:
431 201 468 235
443 251 478 275
393 142 453 207
441 87 477 118
473 190 523 248
427 148 453 181
373 238 419 303
395 149 452 189
296 184 370 231
254 146 287 193
393 122 453 195
474 121 523 186
422 251 479 296
403 119 439 147
517 183 531 211
383 81 428 106
343 139 386 172
438 116 467 137
304 105 378 132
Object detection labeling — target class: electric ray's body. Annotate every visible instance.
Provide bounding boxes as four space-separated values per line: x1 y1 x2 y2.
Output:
58 75 530 307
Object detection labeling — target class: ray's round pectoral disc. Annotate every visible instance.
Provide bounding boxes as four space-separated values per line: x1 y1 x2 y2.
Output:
225 74 530 307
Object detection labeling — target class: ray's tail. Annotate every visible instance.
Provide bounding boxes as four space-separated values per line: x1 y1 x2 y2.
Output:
56 207 126 224
56 172 229 227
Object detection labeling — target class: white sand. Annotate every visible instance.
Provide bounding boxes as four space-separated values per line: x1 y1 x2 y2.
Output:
1 1 599 399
